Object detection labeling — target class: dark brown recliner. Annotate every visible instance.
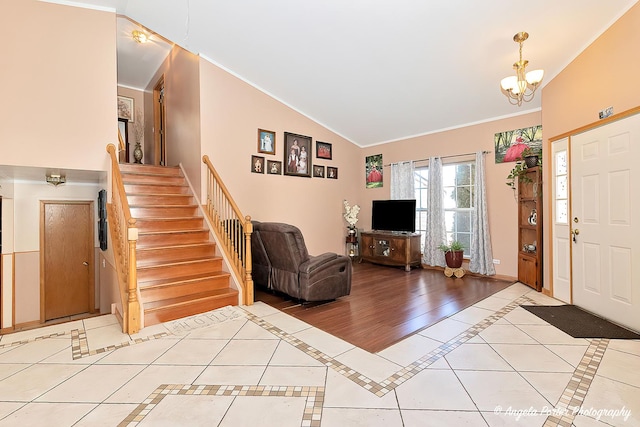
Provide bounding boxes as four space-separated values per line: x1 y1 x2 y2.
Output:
250 221 272 290
251 222 351 301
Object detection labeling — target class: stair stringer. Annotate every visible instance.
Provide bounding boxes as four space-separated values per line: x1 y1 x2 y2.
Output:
177 162 244 305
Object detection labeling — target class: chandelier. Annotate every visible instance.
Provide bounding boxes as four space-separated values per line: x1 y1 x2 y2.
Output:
500 32 544 106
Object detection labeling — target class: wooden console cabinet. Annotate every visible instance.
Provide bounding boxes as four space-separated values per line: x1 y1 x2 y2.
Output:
360 231 421 271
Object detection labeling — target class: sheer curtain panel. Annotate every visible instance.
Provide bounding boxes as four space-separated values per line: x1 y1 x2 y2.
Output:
422 157 446 267
469 151 496 275
390 161 415 200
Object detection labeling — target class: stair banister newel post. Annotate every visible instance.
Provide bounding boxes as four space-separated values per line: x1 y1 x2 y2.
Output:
244 217 254 304
127 219 141 333
106 143 142 334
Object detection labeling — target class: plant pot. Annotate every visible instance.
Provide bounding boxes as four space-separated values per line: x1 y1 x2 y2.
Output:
444 250 464 269
524 155 539 168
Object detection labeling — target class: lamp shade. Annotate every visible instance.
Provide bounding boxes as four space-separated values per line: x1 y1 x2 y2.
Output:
526 69 544 84
500 76 518 91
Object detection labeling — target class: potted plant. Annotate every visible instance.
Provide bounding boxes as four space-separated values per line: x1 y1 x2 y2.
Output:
438 241 465 269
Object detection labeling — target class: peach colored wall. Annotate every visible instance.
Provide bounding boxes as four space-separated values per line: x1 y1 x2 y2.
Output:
541 3 640 293
359 112 542 278
117 86 146 164
145 45 202 199
0 0 116 172
14 252 40 325
199 60 361 255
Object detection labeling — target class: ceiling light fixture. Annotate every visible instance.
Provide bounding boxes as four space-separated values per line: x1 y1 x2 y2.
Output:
132 30 149 44
46 173 66 186
500 32 544 106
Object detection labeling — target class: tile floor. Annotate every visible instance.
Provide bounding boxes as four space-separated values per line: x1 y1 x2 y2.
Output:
0 283 637 426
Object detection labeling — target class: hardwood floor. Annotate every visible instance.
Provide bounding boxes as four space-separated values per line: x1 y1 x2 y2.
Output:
255 261 515 353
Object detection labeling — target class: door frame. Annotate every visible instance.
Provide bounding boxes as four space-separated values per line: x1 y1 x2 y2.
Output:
547 105 640 300
39 200 95 323
153 75 166 166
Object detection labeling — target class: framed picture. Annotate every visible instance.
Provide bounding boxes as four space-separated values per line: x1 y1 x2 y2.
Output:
283 132 312 177
316 141 332 160
117 95 134 122
365 154 383 188
267 160 282 175
494 125 542 164
313 165 325 178
327 166 338 179
251 155 265 174
258 129 276 155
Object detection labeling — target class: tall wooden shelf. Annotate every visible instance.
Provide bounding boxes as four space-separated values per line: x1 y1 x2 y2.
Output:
518 166 543 291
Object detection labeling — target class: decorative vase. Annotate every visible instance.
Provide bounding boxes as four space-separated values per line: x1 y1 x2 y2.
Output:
133 142 143 164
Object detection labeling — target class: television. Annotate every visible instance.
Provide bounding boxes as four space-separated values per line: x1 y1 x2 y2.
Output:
371 199 416 233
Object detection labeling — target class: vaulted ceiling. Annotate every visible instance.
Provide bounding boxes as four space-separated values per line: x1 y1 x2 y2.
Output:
71 0 638 146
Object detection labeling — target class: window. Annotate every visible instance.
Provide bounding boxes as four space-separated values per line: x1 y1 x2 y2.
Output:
415 161 475 256
554 150 568 224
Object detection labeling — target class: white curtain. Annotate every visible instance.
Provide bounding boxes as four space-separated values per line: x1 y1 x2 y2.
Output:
469 151 496 275
390 161 415 199
422 157 446 267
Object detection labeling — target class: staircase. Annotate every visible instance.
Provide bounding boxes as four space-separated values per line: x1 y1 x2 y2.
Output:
120 163 238 326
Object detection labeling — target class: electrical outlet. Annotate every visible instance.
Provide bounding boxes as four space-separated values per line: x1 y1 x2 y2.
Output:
598 106 613 119
493 259 501 264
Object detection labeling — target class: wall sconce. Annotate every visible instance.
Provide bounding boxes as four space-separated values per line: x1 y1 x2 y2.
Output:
46 174 66 186
132 30 149 44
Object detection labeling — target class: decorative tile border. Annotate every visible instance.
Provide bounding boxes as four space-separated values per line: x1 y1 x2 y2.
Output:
543 338 609 427
119 384 325 427
0 331 66 350
71 328 169 360
244 295 536 396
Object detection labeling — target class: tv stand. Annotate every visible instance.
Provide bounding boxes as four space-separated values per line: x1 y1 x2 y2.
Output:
360 231 421 271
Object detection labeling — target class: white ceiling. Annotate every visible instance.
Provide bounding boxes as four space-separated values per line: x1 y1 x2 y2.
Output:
55 1 640 147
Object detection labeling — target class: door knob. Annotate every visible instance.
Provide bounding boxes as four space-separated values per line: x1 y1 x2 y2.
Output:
83 261 89 266
571 229 580 243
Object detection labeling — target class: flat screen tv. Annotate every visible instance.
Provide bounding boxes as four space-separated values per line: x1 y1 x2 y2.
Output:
371 199 416 233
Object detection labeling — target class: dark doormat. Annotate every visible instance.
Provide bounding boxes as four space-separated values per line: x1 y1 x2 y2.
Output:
521 305 640 339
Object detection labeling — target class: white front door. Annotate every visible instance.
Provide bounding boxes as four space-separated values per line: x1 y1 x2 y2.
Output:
551 138 571 303
571 113 640 332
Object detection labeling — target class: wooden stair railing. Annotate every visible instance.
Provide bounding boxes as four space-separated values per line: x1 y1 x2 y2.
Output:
106 143 141 334
202 155 254 305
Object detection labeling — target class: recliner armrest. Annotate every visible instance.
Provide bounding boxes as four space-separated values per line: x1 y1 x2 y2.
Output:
299 252 339 274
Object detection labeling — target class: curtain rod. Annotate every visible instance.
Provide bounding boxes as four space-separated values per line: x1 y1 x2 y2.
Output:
384 150 491 167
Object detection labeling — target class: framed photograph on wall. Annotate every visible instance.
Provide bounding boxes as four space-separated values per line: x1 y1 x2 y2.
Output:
316 141 332 160
313 165 325 178
251 155 265 174
267 160 282 175
327 166 338 179
283 132 312 177
117 96 134 122
365 154 383 188
258 129 276 155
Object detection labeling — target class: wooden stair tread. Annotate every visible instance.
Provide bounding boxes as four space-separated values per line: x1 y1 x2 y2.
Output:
143 288 238 311
139 271 230 288
137 257 222 269
138 228 207 236
137 242 215 251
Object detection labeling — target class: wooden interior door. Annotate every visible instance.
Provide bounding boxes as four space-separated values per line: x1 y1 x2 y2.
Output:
571 113 640 332
41 201 94 321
